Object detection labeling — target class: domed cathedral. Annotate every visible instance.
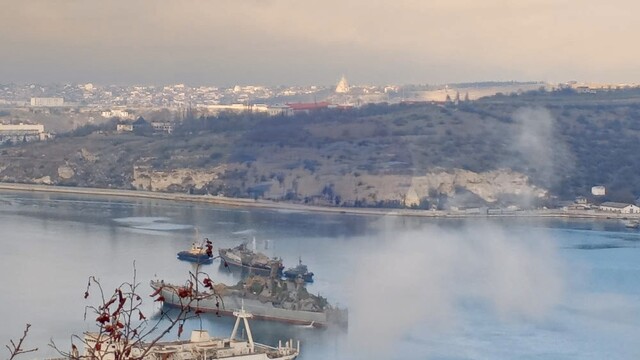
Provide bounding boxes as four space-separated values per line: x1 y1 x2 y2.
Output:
335 75 350 94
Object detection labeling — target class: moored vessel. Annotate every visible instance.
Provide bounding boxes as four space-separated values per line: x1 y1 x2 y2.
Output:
81 306 299 360
218 242 284 276
283 257 314 283
151 276 348 328
177 238 214 264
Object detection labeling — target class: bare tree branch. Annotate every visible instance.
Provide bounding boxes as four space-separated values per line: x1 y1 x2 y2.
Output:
49 238 223 360
5 324 37 360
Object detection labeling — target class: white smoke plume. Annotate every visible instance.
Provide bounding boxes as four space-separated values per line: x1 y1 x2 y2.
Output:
345 219 565 359
510 107 572 189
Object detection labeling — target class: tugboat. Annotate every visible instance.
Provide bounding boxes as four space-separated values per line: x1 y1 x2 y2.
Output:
283 257 314 283
177 238 214 264
82 305 300 359
218 240 283 276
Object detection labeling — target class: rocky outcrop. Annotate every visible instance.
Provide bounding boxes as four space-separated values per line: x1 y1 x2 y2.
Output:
79 148 97 162
57 165 75 179
1 147 546 208
407 168 547 205
33 176 52 185
132 165 227 192
212 165 547 208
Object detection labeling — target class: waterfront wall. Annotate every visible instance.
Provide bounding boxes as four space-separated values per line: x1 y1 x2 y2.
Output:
0 182 639 220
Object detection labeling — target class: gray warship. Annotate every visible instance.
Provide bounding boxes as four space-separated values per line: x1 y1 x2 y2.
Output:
150 275 348 328
218 242 284 276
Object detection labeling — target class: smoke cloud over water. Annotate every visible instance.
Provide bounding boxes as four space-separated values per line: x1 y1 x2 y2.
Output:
345 220 565 359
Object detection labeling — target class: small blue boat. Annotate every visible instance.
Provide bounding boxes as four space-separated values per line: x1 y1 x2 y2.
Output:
283 257 314 282
177 239 213 264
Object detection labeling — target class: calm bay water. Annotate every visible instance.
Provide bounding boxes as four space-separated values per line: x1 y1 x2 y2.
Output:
0 191 639 359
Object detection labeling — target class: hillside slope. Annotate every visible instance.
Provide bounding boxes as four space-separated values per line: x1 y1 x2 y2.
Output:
3 93 640 208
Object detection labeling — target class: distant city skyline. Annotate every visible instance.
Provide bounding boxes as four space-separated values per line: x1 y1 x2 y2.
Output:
2 1 640 86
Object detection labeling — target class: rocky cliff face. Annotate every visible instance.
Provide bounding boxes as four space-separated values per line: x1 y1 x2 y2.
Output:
131 164 546 208
405 169 547 205
132 165 227 192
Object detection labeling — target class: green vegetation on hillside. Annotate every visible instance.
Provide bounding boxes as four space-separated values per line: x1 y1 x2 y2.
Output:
4 90 640 206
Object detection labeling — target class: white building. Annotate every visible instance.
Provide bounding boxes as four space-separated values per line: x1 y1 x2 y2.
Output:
116 123 134 132
335 76 350 93
591 185 606 196
30 97 64 107
200 103 293 117
266 105 293 116
249 104 294 116
0 123 50 143
202 104 249 114
599 202 640 214
250 104 269 113
102 109 133 119
151 121 174 134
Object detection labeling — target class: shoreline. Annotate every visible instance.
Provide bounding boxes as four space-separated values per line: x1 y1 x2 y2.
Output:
0 182 637 221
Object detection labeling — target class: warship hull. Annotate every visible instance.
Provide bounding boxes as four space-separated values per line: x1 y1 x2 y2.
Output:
219 252 274 276
151 281 347 328
218 244 284 277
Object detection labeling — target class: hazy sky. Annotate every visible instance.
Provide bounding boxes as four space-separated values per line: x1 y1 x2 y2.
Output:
2 0 640 86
